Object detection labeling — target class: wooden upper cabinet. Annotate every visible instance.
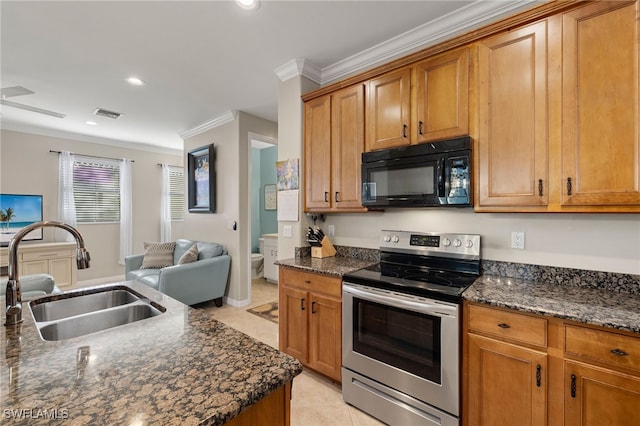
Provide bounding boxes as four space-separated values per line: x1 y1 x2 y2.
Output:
304 95 332 210
366 67 412 151
561 1 640 207
414 47 469 143
331 84 366 211
304 84 367 213
477 20 550 208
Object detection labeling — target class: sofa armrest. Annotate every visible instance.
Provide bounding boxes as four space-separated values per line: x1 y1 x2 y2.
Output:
157 255 231 305
125 254 145 276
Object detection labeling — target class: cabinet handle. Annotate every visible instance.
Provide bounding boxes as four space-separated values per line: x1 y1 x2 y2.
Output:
335 192 339 203
312 301 317 314
536 364 541 387
304 280 311 284
418 121 424 136
301 298 306 311
402 124 408 138
570 374 576 398
538 179 543 196
611 348 629 356
567 177 572 196
324 192 329 202
497 323 511 329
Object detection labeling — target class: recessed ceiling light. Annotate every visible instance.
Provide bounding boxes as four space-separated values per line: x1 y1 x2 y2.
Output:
86 121 97 126
236 0 260 10
126 77 145 86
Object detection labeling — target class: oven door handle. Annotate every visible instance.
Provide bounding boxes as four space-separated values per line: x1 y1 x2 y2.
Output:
343 283 457 318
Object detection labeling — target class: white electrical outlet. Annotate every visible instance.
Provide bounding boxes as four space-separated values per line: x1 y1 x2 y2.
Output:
511 231 525 249
328 225 335 236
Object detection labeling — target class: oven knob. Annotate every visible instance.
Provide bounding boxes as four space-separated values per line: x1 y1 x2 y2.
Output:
442 238 451 247
391 235 400 243
466 240 474 248
383 235 391 242
454 239 462 247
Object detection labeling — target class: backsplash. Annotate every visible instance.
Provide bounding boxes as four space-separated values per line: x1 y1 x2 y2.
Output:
481 260 640 295
295 245 640 295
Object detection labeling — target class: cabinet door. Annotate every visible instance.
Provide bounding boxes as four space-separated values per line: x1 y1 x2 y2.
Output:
279 286 308 362
331 84 367 211
49 257 73 288
304 95 332 210
21 260 49 276
366 67 411 151
467 334 547 426
414 47 469 143
477 21 550 207
565 360 640 426
561 1 640 207
308 293 342 382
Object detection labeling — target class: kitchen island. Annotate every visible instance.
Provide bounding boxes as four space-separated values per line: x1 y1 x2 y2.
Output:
1 281 302 425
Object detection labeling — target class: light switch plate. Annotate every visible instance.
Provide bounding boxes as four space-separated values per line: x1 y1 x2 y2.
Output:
283 225 292 238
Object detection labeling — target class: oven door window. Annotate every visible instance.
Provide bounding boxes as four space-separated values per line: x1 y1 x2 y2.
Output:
352 297 442 384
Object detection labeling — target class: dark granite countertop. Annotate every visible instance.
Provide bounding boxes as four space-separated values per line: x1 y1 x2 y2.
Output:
464 275 640 334
276 256 376 277
1 281 302 425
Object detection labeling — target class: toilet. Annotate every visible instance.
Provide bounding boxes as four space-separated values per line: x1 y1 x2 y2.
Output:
251 238 264 279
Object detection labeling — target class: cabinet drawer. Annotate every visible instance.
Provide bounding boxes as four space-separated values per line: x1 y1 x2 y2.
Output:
468 304 547 348
281 268 341 298
565 324 640 373
22 250 73 261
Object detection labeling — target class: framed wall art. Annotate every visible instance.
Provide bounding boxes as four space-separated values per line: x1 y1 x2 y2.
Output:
187 144 216 213
264 184 277 210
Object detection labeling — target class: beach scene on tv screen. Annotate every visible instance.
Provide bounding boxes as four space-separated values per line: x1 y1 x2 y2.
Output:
0 194 43 244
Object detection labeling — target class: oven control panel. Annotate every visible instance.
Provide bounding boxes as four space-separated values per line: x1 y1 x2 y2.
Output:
380 230 480 258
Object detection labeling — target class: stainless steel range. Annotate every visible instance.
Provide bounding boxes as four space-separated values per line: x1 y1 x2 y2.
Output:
342 230 480 426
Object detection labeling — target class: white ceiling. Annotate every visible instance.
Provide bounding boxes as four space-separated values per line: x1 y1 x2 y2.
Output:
1 1 537 152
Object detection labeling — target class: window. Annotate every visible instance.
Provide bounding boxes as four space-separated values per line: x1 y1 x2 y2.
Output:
73 157 120 223
168 166 185 220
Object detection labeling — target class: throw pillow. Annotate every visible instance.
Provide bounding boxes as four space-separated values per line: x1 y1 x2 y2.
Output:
177 243 199 265
141 241 176 269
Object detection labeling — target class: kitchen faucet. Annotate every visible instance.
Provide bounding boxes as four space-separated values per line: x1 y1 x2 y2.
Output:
4 221 91 326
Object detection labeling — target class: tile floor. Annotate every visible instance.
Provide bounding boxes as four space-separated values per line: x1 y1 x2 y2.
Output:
199 279 385 426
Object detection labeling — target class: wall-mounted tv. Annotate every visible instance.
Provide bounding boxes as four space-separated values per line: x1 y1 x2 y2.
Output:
0 194 43 246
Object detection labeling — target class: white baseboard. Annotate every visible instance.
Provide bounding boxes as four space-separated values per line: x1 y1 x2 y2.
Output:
76 275 125 288
224 296 251 307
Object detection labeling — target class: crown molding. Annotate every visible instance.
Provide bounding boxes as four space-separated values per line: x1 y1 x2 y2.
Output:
274 58 322 83
319 0 540 85
1 122 183 156
179 110 237 140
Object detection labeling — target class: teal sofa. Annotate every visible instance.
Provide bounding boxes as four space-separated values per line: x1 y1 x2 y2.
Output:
124 239 231 306
0 274 61 300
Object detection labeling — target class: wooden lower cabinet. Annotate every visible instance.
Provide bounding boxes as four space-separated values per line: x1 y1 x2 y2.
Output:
467 334 547 426
225 382 292 426
464 302 640 426
279 267 342 382
564 361 640 426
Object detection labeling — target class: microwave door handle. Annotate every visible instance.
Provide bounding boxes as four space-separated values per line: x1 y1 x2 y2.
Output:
437 157 446 197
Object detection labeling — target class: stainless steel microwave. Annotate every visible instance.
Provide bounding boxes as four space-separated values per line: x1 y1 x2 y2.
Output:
361 136 472 208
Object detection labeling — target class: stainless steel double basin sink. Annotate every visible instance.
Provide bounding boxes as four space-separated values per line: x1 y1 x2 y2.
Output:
28 285 165 341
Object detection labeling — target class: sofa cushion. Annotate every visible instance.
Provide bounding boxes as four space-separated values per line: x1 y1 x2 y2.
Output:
173 239 196 265
126 269 161 290
178 243 199 265
141 241 176 269
196 242 224 259
0 274 56 295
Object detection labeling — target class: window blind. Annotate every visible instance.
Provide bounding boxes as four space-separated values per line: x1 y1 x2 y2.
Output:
73 157 120 223
168 166 185 220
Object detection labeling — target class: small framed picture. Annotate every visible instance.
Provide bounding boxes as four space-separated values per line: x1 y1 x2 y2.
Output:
264 184 277 210
187 144 216 213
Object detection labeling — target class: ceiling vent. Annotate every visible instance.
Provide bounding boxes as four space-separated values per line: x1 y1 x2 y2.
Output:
93 108 123 119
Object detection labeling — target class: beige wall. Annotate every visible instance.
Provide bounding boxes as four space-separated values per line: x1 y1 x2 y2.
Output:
0 129 183 281
183 112 277 305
